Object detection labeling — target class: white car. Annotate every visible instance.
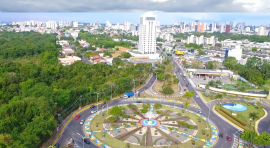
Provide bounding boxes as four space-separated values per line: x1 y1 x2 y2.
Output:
91 110 97 114
80 119 84 125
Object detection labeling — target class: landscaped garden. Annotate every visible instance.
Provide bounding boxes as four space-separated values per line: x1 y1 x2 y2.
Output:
86 103 217 148
215 102 265 131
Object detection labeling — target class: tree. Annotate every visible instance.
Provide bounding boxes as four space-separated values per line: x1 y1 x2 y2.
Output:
215 93 223 104
191 60 203 69
162 86 174 95
109 106 123 117
164 74 172 81
108 117 116 122
240 130 258 148
215 43 222 47
224 57 238 70
173 78 179 83
256 101 261 106
153 103 162 111
121 52 132 58
206 61 220 69
183 102 190 110
252 47 258 52
112 57 123 65
184 91 195 99
157 73 165 80
249 112 259 120
254 132 270 148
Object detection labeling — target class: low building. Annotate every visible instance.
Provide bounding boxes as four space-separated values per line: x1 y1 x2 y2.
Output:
225 45 242 61
58 56 81 66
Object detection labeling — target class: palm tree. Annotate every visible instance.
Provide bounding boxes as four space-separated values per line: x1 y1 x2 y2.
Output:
183 102 190 110
215 94 223 104
249 112 259 120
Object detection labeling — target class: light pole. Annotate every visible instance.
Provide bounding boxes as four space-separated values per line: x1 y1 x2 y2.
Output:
133 79 136 99
77 133 86 148
94 92 99 111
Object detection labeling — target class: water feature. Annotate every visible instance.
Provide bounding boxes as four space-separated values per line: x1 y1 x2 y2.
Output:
140 111 160 127
222 103 247 111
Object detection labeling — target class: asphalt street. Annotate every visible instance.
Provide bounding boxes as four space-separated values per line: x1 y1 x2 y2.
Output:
55 54 243 148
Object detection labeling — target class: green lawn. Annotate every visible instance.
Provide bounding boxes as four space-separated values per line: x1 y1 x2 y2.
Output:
215 102 265 131
265 79 270 88
162 106 212 141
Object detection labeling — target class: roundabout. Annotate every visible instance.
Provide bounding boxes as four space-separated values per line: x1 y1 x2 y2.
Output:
84 103 218 148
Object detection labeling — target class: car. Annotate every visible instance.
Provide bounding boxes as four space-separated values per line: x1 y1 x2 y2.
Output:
227 136 232 141
238 130 243 134
54 143 60 148
102 105 106 108
91 110 97 114
136 101 142 103
75 115 80 120
151 80 154 83
80 119 84 125
84 138 91 144
219 133 223 138
90 105 95 109
197 110 202 114
102 102 106 105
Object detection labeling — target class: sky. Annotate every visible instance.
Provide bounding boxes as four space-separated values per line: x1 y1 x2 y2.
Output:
1 13 270 26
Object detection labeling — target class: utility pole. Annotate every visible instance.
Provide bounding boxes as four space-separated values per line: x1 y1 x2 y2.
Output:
77 133 86 148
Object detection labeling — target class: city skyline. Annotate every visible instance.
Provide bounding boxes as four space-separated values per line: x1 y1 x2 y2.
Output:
1 13 270 26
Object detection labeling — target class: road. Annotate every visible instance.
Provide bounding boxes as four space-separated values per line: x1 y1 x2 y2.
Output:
55 54 240 148
172 54 239 148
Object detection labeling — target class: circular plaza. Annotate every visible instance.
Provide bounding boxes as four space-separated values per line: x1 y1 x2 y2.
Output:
85 102 217 148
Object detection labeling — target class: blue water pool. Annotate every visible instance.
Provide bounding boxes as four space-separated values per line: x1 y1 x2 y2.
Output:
222 103 247 111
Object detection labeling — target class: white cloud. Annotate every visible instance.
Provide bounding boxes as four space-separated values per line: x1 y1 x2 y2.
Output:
150 0 168 2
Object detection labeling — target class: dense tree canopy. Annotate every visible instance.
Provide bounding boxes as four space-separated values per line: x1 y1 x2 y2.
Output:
0 32 152 148
78 32 135 48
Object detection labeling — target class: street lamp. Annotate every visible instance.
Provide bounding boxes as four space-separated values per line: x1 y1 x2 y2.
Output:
77 133 87 148
94 92 99 111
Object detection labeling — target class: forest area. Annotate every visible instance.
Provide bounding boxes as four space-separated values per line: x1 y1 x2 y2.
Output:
77 32 135 48
0 31 152 148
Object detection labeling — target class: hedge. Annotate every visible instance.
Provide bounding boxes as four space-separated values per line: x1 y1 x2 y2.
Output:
219 108 247 126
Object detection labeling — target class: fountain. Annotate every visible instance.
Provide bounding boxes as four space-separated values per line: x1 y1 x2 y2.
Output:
145 111 155 124
140 111 160 127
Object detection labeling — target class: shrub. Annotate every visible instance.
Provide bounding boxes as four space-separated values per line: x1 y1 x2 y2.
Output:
177 113 182 116
156 111 162 114
141 108 148 113
108 117 116 122
219 108 247 126
130 122 136 126
133 111 138 115
122 114 129 119
188 125 193 129
111 124 117 128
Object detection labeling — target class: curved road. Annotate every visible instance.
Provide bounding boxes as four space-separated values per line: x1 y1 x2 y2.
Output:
55 56 244 148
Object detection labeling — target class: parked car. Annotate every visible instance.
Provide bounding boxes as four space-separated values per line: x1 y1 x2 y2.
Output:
151 80 154 83
227 136 232 141
75 115 80 120
91 110 97 114
197 110 202 114
136 101 142 103
54 143 60 148
84 138 91 144
80 119 84 125
90 105 95 109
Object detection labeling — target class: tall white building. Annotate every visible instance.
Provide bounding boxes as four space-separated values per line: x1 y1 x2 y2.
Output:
105 21 112 27
46 21 57 29
138 12 157 54
73 21 78 28
225 45 242 61
124 22 131 31
219 24 225 33
258 26 266 36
